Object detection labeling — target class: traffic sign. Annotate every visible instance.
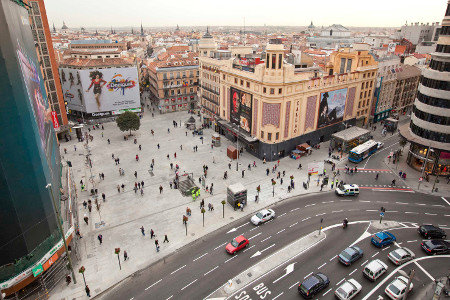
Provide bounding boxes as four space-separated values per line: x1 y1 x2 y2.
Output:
32 264 43 277
380 212 385 217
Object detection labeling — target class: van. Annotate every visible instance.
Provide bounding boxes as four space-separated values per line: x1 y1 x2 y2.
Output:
335 184 360 196
363 259 388 281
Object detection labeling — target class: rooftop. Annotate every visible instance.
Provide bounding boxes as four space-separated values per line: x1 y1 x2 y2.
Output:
60 57 134 67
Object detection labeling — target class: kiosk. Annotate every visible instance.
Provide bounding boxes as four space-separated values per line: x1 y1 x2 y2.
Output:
227 183 247 209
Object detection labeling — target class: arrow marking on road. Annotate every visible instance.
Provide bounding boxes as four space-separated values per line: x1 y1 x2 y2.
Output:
273 263 295 283
251 244 276 258
227 223 250 234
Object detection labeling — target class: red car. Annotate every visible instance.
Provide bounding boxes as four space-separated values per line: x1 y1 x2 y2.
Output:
226 235 249 254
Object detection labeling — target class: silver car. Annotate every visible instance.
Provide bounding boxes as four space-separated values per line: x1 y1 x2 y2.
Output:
335 279 362 300
250 209 275 225
387 247 415 265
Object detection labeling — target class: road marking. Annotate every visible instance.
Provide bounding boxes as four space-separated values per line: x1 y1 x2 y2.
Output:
165 296 173 300
382 246 391 251
432 205 445 207
329 255 337 261
318 262 326 269
243 245 255 253
262 244 276 253
322 288 332 296
316 213 326 216
193 253 208 262
372 251 379 258
227 223 250 234
340 199 352 202
407 240 417 243
405 212 418 214
290 208 300 212
272 292 284 300
322 201 334 204
304 272 313 279
441 197 450 206
387 210 398 213
366 209 378 212
276 229 286 234
180 279 198 291
248 232 262 240
225 255 238 263
305 204 316 207
289 281 300 289
170 265 186 275
416 203 426 206
361 260 368 266
289 222 298 228
261 236 272 243
396 202 408 205
204 266 218 276
249 227 258 232
130 298 134 300
214 243 226 250
302 217 311 222
414 261 435 281
359 200 371 203
145 279 162 290
348 209 359 211
332 210 344 213
425 213 437 216
279 213 287 217
438 224 447 227
349 269 357 276
445 215 450 217
336 278 345 286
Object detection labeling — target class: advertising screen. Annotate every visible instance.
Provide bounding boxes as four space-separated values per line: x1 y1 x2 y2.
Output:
79 67 140 113
60 68 84 111
230 87 252 133
317 88 348 129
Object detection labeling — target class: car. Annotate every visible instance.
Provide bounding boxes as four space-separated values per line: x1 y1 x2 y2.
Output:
371 231 396 248
250 209 275 225
418 225 447 239
385 276 413 300
338 246 364 266
363 259 388 281
298 273 329 299
335 184 359 196
335 279 362 300
377 142 384 149
225 235 249 255
387 247 415 265
421 240 450 255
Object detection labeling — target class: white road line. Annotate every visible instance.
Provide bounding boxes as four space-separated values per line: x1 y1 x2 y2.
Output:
224 255 238 263
366 209 378 212
170 265 186 275
348 209 359 211
289 222 298 228
261 236 272 243
204 266 218 276
214 243 226 250
329 255 337 261
414 261 435 281
322 201 334 203
416 203 426 206
407 240 417 243
387 210 398 213
316 213 326 216
305 204 316 207
372 251 379 258
279 213 286 217
340 200 352 202
276 229 286 234
336 278 345 286
332 210 344 213
438 224 447 227
382 246 391 251
180 279 198 291
302 217 311 222
441 197 450 206
248 232 262 240
396 202 407 205
249 227 258 232
359 200 371 203
445 215 450 217
405 212 418 214
322 288 332 296
272 292 284 300
318 262 327 269
145 279 162 290
432 205 445 207
361 259 368 266
243 245 255 253
289 281 300 289
425 213 437 216
290 208 300 212
165 296 173 300
349 269 357 276
193 253 208 262
304 271 313 279
261 244 276 253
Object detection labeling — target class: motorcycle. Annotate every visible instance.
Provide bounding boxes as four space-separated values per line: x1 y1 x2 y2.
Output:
332 154 340 160
343 219 348 229
324 159 334 164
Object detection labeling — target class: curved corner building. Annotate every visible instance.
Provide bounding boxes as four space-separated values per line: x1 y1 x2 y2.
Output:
400 1 450 175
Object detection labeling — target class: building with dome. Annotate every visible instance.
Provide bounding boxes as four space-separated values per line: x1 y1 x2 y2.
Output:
307 21 316 36
306 24 362 49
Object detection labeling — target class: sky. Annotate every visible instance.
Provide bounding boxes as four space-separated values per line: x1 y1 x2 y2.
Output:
44 0 446 29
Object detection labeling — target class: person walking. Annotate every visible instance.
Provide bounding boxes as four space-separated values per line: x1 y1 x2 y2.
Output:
121 184 125 192
85 285 91 297
97 234 103 245
155 239 160 252
124 250 128 261
159 185 163 194
84 214 89 225
266 168 270 176
117 185 120 193
141 188 144 196
164 234 169 243
174 152 177 158
228 163 231 169
139 145 142 151
150 229 155 239
140 226 145 236
134 171 138 178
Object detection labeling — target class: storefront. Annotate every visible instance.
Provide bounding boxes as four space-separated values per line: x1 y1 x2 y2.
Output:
407 144 450 176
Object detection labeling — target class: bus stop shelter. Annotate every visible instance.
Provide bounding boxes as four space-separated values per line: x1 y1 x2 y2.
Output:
384 118 398 132
330 127 371 153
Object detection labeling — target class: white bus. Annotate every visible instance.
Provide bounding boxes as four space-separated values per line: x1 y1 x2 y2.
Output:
348 140 380 163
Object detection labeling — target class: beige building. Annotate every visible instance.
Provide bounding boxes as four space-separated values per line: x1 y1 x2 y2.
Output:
392 65 421 114
212 39 378 160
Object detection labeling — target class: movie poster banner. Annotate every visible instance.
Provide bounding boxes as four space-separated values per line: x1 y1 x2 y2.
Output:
60 68 84 111
317 88 348 129
230 87 252 133
79 67 140 113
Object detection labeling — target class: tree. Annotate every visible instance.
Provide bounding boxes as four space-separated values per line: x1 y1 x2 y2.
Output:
201 208 206 227
221 200 226 218
116 111 140 136
399 137 407 150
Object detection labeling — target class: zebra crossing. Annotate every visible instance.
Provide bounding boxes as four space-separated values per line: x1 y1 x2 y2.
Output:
360 184 411 189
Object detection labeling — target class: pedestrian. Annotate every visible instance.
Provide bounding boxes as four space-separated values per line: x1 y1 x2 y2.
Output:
138 182 141 189
169 182 173 189
164 234 169 243
287 185 291 193
298 163 302 169
248 164 251 170
74 145 77 151
185 131 187 136
83 200 87 209
88 203 92 212
101 173 105 180
139 144 142 150
399 171 403 177
157 144 160 149
102 193 106 202
64 148 67 154
317 178 320 186
84 214 89 225
280 178 283 185
159 185 163 193
117 185 120 193
205 185 209 193
140 226 145 236
119 168 122 176
117 158 120 164
150 229 155 239
97 234 103 244
170 162 173 169
283 171 286 177
85 285 91 297
354 166 357 173
253 161 257 167
167 154 170 159
180 145 183 150
155 239 160 252
277 159 280 166
228 163 231 169
121 184 125 192
183 215 187 224
167 128 170 133
107 139 110 144
242 170 245 178
141 180 144 187
331 182 334 189
174 152 177 158
208 203 212 211
124 250 128 261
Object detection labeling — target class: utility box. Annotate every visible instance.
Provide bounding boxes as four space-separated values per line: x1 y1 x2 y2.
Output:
227 183 247 209
227 145 238 159
212 133 221 147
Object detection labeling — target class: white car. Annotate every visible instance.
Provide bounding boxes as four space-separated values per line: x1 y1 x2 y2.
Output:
387 247 415 265
334 279 362 300
385 276 413 300
377 142 384 149
250 209 275 225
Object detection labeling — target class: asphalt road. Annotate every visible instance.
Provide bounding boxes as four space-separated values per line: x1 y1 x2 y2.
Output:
100 188 449 300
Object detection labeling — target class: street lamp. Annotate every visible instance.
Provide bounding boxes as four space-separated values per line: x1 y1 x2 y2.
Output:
398 269 415 300
46 184 77 284
418 145 433 190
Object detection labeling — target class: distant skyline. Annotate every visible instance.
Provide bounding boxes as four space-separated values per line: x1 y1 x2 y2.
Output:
45 0 446 29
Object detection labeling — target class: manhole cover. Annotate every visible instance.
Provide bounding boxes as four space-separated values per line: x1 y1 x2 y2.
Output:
247 273 252 277
236 279 242 284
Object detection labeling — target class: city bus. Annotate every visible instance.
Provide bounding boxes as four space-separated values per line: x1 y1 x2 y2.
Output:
348 140 380 163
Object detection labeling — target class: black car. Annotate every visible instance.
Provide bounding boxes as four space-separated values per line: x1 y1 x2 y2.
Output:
421 240 450 255
298 273 330 298
418 225 447 239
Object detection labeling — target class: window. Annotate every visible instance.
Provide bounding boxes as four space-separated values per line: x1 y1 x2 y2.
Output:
363 73 366 78
263 87 267 93
370 81 373 87
171 90 174 95
270 88 275 94
177 72 181 78
360 92 363 98
266 54 270 68
261 131 264 139
361 83 364 89
358 102 361 108
368 90 371 97
278 54 282 69
346 59 352 73
340 58 346 74
240 80 243 86
366 82 369 88
279 88 282 94
223 74 226 80
246 82 250 88
272 54 276 69
268 133 272 141
275 132 279 140
235 78 238 84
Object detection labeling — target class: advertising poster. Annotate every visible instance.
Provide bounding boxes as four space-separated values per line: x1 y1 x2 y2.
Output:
79 67 140 113
308 162 324 175
317 88 348 129
230 87 252 133
60 68 84 111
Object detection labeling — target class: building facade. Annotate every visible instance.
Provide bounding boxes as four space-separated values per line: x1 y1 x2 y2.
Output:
400 1 450 177
392 65 421 114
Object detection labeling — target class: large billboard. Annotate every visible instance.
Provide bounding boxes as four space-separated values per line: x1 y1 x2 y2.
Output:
232 57 261 73
230 87 252 133
317 88 348 129
60 68 84 111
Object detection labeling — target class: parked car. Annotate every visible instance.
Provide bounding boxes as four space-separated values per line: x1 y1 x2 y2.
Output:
387 247 415 265
298 273 330 299
363 259 388 281
250 209 275 225
418 225 447 239
371 231 396 248
225 235 249 255
385 276 413 300
335 279 362 300
338 246 364 266
421 240 450 255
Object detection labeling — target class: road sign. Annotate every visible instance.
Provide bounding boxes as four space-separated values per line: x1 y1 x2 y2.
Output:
32 264 43 277
419 177 423 182
380 212 385 217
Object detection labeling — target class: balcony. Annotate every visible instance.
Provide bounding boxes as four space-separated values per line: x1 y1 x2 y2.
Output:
201 85 220 95
202 105 218 116
202 94 219 106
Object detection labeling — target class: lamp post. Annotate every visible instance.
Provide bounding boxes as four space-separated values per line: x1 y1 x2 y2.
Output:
418 145 433 190
46 184 77 284
236 123 240 171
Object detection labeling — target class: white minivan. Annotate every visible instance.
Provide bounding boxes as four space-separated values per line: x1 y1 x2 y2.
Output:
335 184 360 196
363 259 388 281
